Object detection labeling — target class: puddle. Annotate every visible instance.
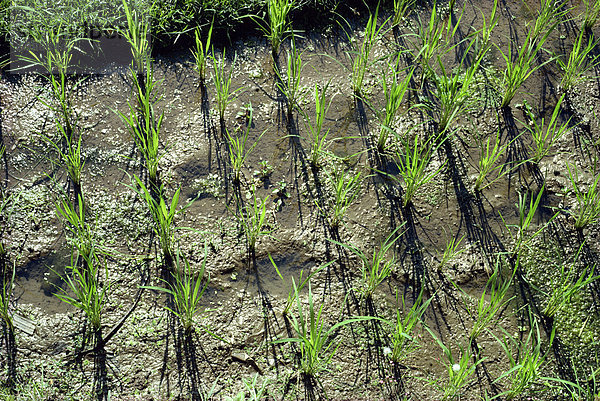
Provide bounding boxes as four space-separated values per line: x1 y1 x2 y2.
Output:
250 251 316 300
14 247 71 313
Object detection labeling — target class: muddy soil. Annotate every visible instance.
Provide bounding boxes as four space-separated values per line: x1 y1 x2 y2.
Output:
1 1 600 400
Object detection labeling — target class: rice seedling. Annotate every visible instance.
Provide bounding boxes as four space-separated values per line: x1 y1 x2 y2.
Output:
131 175 181 268
376 58 413 152
275 281 370 379
427 331 484 400
235 185 272 257
118 66 164 187
496 10 558 108
560 361 600 401
301 80 333 169
320 167 362 229
556 28 600 93
411 3 462 85
56 194 93 260
212 50 242 127
582 0 600 31
391 131 446 208
143 248 208 334
0 260 15 388
121 0 151 73
241 374 270 401
225 104 266 184
345 5 388 97
392 0 416 27
428 48 485 136
540 245 599 317
438 233 466 270
19 25 86 203
383 287 432 364
270 256 330 315
191 21 213 83
492 317 554 400
275 37 303 120
474 131 518 191
328 224 405 300
454 261 515 344
566 163 600 229
523 94 571 163
54 252 109 333
252 0 295 59
500 186 555 257
40 121 85 203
